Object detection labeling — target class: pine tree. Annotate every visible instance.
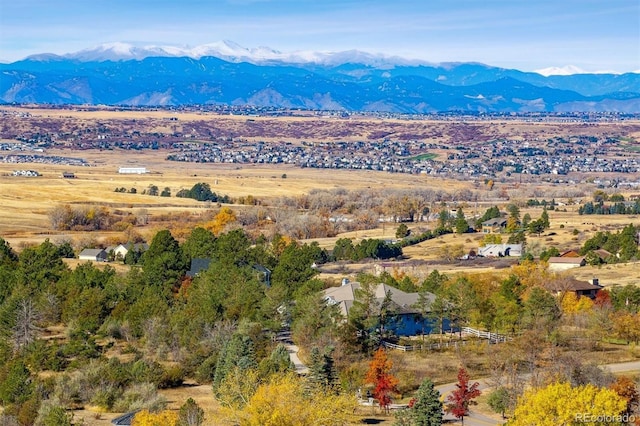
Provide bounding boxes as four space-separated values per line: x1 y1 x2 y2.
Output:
212 334 257 395
409 378 443 425
178 398 205 426
306 347 339 393
142 229 188 294
540 206 550 229
454 208 469 234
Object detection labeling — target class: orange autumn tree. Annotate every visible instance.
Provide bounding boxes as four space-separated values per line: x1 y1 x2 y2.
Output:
610 376 640 418
365 348 399 413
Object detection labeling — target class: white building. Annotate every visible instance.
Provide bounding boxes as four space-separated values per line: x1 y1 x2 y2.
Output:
118 167 148 174
477 244 522 257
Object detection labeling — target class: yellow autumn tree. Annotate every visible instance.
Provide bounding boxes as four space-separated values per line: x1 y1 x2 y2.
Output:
561 292 594 314
508 382 626 426
206 207 237 235
611 311 640 344
509 260 553 289
132 409 178 426
228 373 356 426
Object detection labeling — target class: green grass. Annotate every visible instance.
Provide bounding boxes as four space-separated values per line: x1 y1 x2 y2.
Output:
407 153 438 161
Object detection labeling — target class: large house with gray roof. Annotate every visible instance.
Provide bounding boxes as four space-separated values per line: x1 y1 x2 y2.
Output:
323 281 450 336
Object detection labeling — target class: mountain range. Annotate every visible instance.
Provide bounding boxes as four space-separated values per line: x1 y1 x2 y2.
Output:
1 41 639 113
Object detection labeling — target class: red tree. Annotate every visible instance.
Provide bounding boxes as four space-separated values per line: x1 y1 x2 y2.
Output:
594 289 612 308
365 348 399 413
445 367 481 425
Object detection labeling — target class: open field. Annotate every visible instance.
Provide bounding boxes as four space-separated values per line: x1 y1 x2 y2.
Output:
1 145 639 287
0 148 473 246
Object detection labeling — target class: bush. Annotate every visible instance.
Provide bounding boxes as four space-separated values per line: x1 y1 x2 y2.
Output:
194 354 218 384
158 366 184 389
90 386 122 411
112 383 166 413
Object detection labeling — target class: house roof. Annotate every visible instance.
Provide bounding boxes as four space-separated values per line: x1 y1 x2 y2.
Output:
482 217 507 227
548 256 586 264
559 250 581 257
544 278 602 293
187 258 212 277
79 248 106 257
593 249 612 260
477 244 522 256
322 282 435 317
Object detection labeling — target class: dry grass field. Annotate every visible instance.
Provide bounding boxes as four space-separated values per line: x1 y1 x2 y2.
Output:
1 143 638 286
0 148 472 246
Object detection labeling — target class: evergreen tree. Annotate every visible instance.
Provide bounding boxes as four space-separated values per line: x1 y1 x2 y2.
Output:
0 359 33 405
17 239 69 293
260 344 294 376
475 206 501 228
540 206 550 229
182 227 217 260
178 398 205 426
396 223 410 238
212 334 257 395
408 378 443 426
0 237 18 265
333 238 355 261
454 208 469 234
142 230 188 295
306 347 339 393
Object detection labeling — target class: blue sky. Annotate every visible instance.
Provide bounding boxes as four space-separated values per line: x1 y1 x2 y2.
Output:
1 0 638 72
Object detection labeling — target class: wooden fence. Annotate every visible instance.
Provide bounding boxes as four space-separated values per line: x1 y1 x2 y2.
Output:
381 327 510 352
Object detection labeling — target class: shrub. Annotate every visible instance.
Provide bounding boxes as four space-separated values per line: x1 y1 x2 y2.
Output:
158 366 185 389
112 383 166 413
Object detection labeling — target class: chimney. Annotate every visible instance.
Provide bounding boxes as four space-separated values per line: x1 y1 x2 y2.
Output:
592 278 600 287
341 278 349 286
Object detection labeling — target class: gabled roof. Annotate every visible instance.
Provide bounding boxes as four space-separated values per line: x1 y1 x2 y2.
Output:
593 249 612 260
323 282 435 317
548 256 586 264
79 248 106 257
113 243 149 252
482 217 507 227
544 278 602 293
559 250 581 257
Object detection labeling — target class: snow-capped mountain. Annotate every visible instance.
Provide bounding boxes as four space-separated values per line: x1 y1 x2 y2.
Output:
24 41 636 76
26 41 432 68
5 41 639 112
